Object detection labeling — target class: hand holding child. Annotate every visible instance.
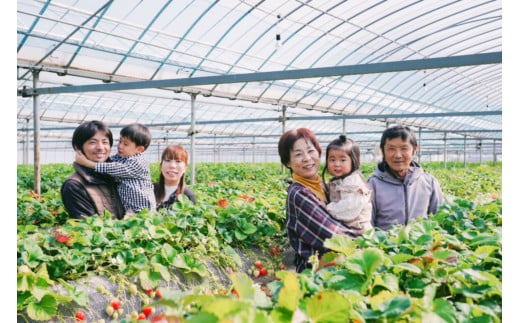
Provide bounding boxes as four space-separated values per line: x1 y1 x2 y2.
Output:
75 149 96 169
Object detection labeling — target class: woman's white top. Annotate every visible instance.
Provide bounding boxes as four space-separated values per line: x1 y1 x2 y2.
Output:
162 185 178 203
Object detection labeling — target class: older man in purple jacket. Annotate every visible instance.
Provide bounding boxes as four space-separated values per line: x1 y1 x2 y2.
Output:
368 125 443 230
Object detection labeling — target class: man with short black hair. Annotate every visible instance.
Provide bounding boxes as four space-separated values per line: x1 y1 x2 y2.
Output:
61 120 125 219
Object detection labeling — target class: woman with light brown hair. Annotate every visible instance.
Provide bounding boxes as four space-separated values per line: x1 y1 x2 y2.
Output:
278 128 357 272
154 145 196 210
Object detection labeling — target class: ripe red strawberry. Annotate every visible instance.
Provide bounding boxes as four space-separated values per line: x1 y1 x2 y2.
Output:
137 313 147 321
146 289 155 298
254 260 262 269
75 311 86 321
259 268 268 276
155 289 162 299
143 306 154 318
111 299 121 310
217 199 228 207
53 231 71 244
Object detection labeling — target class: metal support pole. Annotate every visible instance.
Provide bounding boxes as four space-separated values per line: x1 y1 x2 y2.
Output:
213 134 217 164
463 135 467 167
281 105 287 174
479 140 483 164
443 132 447 168
24 118 30 164
32 70 41 195
156 142 160 163
190 93 196 185
417 127 422 163
252 137 256 163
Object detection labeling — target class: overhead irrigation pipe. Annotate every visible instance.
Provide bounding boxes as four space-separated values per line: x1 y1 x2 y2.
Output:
18 52 501 97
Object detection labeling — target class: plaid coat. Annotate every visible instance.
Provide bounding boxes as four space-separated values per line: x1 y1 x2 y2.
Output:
95 153 156 213
285 182 356 272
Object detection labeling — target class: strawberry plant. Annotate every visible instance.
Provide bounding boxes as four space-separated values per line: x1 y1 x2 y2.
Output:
17 162 501 322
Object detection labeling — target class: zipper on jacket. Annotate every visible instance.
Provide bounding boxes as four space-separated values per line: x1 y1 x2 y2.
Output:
403 183 409 225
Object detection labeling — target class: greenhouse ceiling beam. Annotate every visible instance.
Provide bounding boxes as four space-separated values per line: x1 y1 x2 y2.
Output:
158 110 501 124
25 135 502 144
162 129 502 139
27 138 495 147
18 52 501 97
18 109 502 129
157 136 501 144
19 123 502 134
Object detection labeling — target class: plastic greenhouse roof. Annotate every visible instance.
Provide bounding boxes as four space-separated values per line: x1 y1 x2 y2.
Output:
17 0 502 153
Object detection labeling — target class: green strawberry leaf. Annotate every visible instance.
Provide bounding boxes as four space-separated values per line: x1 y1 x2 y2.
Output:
27 294 57 321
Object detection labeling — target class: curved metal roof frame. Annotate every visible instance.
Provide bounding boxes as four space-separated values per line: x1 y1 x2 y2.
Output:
17 0 502 154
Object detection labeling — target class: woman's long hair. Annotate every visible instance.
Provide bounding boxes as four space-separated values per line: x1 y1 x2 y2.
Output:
155 145 188 203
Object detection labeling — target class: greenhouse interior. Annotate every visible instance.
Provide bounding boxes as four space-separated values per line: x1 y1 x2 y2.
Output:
17 0 501 166
16 1 506 322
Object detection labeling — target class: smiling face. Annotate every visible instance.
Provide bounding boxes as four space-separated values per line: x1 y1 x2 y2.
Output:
287 138 321 180
81 131 112 163
327 148 352 177
161 157 186 186
383 136 417 178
